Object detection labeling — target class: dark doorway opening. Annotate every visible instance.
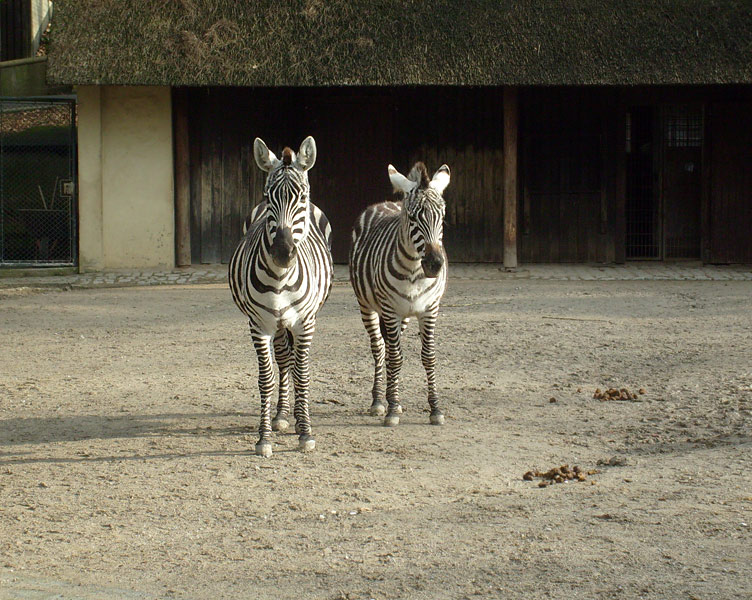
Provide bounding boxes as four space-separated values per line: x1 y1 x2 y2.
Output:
625 107 659 259
660 105 702 259
625 105 703 260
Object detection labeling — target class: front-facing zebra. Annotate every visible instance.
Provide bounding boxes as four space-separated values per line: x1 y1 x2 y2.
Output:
229 136 333 457
349 161 450 426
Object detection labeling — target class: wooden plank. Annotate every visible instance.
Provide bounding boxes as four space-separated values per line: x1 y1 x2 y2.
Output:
546 193 559 262
490 148 505 262
709 101 752 263
188 89 202 264
503 86 518 268
209 119 223 263
173 88 191 267
221 115 239 264
199 91 220 264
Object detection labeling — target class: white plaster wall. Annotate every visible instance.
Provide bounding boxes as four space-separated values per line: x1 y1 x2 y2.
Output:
77 85 174 271
101 86 174 269
76 86 104 272
31 0 53 54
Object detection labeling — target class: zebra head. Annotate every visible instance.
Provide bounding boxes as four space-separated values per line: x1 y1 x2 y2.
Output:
253 136 317 269
388 162 450 278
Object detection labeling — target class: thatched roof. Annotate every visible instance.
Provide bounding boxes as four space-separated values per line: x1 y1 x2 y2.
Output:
47 0 752 87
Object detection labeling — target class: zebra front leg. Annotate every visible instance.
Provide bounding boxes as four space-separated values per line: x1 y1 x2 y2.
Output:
292 323 316 451
252 331 275 457
382 313 404 427
419 312 444 425
272 329 293 432
360 309 386 416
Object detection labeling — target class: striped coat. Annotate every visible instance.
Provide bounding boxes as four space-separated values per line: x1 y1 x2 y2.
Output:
229 136 332 457
349 161 450 426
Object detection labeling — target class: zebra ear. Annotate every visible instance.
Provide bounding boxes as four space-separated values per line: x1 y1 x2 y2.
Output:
388 165 418 194
253 138 279 172
296 136 317 171
429 164 451 194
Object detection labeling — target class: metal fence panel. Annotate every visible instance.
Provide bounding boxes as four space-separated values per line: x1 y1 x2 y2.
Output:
0 97 77 266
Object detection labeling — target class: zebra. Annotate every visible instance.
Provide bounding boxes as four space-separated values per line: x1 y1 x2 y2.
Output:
349 161 450 427
229 136 333 457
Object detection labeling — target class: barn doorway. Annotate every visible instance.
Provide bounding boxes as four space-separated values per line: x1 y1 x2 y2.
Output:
625 106 659 259
660 105 702 259
625 105 703 260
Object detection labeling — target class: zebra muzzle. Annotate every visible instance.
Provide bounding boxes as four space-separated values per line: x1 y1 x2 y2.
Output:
421 245 444 278
270 227 297 268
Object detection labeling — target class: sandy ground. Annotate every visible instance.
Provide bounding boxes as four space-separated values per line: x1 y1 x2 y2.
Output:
0 277 751 600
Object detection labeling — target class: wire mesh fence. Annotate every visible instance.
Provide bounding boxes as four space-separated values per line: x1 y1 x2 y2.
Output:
1 98 76 266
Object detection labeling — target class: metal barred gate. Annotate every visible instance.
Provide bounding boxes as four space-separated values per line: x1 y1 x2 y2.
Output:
0 97 77 266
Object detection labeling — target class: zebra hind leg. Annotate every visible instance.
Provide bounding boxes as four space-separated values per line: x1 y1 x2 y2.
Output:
272 329 293 432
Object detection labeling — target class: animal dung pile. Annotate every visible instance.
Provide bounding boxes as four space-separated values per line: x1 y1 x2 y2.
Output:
523 465 599 487
592 387 646 401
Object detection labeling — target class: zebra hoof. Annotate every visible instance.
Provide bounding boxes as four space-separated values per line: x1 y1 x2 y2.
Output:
272 418 290 432
369 403 386 417
383 415 400 427
298 435 316 452
430 412 445 426
255 442 273 458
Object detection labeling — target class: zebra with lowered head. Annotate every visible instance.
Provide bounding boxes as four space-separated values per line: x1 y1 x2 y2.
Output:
229 136 333 457
349 161 450 427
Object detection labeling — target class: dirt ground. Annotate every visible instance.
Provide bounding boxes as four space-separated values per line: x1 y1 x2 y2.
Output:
1 276 750 600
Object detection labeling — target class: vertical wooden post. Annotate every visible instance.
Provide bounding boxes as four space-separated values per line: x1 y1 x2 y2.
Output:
174 88 192 267
503 86 518 269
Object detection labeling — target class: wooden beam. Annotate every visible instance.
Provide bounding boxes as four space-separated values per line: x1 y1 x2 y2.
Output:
173 88 192 267
503 86 518 268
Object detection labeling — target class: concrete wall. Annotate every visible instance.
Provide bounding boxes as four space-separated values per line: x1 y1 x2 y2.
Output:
0 57 48 95
77 85 174 271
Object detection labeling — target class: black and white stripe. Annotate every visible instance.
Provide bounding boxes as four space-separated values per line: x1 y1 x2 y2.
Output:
229 136 333 457
349 161 450 426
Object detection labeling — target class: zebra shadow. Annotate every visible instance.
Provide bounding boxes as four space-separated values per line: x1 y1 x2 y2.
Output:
0 411 253 447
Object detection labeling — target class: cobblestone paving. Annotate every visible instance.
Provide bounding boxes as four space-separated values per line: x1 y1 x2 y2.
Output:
1 263 752 291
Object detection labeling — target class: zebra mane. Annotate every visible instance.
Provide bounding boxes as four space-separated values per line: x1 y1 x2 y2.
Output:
282 147 294 166
407 162 430 189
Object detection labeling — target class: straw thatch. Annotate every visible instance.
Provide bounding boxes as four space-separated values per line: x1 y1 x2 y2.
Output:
46 0 752 86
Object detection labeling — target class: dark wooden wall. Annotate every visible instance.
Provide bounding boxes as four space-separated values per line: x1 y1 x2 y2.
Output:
707 101 752 263
1 0 32 61
395 88 506 263
518 88 619 263
177 85 752 266
181 87 506 264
